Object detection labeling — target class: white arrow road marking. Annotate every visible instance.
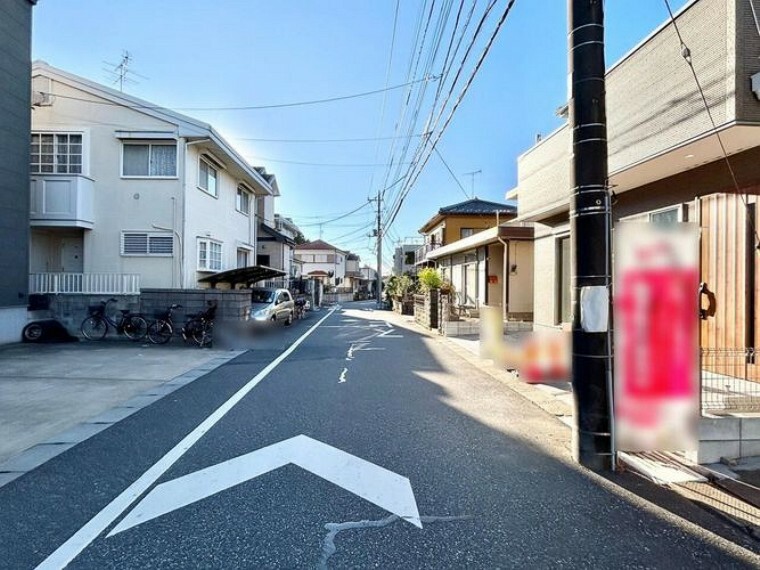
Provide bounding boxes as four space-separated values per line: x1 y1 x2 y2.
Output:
36 307 339 570
377 329 403 339
109 435 422 535
338 368 348 383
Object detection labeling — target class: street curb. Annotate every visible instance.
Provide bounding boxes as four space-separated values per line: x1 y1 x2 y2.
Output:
0 350 246 489
377 310 574 429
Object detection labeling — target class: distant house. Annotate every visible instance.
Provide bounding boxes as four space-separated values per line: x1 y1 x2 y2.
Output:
416 198 531 319
393 243 420 276
28 62 277 293
416 198 517 265
294 240 348 287
256 197 302 284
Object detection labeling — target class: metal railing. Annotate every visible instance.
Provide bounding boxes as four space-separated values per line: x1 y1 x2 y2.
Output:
29 273 141 295
415 242 441 264
701 348 760 412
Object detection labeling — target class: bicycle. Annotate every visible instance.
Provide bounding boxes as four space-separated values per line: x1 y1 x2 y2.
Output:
146 304 183 344
181 302 217 348
81 298 148 341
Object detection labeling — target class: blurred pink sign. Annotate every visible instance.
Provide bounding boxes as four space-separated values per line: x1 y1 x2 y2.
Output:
614 223 699 452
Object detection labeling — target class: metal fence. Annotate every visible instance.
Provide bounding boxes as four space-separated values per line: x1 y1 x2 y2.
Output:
29 272 140 295
701 348 760 412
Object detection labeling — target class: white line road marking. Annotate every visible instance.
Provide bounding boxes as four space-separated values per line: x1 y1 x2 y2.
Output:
109 435 421 535
36 307 339 570
338 368 348 383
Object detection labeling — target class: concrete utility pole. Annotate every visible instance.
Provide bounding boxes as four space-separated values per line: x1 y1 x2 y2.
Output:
375 195 383 306
569 0 614 471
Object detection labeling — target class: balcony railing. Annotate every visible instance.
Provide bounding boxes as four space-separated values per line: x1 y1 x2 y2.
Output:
30 174 95 229
30 273 140 295
415 242 441 264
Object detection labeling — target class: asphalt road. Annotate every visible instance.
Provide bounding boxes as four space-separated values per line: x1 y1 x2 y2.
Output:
1 302 759 569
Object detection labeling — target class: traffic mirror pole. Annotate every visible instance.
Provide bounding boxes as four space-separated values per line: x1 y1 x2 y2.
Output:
569 0 615 470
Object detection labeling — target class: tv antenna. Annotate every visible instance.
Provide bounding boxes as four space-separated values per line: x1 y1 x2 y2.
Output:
103 51 147 92
463 170 482 199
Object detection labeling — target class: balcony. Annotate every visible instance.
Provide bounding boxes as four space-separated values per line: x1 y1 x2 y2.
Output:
30 273 140 295
30 174 95 229
415 242 441 265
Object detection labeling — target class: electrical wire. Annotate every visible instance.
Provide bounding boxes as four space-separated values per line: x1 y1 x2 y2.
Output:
234 134 426 143
37 76 439 112
433 146 470 200
244 156 413 168
385 0 516 230
663 0 760 247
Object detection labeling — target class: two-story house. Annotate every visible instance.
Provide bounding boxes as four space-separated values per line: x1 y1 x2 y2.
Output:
294 240 348 287
0 0 35 343
415 198 532 320
510 0 760 412
28 62 276 293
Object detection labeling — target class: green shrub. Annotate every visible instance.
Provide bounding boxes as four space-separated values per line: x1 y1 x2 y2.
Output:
418 267 443 291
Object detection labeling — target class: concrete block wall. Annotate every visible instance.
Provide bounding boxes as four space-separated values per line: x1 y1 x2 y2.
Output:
695 416 760 463
46 294 140 335
140 289 251 325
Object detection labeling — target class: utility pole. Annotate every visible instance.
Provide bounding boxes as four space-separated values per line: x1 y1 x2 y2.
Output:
375 194 383 306
569 0 614 471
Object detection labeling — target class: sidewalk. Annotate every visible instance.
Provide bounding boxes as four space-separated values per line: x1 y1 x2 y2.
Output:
0 340 242 486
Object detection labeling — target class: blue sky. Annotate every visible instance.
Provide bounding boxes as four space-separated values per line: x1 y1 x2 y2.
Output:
32 0 690 270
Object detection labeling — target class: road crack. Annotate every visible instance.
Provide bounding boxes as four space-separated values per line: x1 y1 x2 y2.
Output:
315 514 471 569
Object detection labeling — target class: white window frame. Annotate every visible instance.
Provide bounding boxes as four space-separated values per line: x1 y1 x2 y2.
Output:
236 184 252 215
31 131 85 175
120 141 178 179
197 238 223 271
198 156 220 198
120 231 174 257
236 247 251 268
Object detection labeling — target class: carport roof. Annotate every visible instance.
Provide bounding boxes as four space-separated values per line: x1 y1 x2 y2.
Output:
197 265 286 288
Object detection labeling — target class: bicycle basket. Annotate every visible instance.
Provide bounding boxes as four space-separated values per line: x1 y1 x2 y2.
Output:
88 304 105 315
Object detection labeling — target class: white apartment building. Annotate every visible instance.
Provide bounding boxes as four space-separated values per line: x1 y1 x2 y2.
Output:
28 62 276 293
256 207 302 281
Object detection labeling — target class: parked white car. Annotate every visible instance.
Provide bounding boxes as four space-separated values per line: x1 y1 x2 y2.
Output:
251 288 295 326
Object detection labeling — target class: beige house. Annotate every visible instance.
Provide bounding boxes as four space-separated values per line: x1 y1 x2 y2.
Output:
511 0 760 338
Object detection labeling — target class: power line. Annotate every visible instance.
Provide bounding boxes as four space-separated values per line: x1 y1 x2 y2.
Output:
234 134 426 143
245 156 413 168
296 201 373 227
385 0 516 230
433 146 470 200
39 76 439 112
663 0 760 247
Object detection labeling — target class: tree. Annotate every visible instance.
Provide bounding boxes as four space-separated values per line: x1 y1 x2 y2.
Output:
293 230 308 245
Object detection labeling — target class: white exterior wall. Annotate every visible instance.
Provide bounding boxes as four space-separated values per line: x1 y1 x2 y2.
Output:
32 78 181 288
30 68 269 290
296 249 347 285
184 144 255 286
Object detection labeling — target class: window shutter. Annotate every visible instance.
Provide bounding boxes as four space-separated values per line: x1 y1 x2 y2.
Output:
123 233 148 254
149 235 174 254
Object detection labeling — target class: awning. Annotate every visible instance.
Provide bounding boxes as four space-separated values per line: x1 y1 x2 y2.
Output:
426 223 534 260
197 265 286 288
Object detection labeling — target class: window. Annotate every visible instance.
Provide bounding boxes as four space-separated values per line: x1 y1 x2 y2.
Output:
236 186 251 215
31 132 82 174
315 254 328 263
649 206 680 225
237 248 250 268
198 239 222 271
198 158 218 197
404 251 415 265
557 236 572 324
122 143 176 177
460 228 476 239
257 254 271 267
121 232 173 256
